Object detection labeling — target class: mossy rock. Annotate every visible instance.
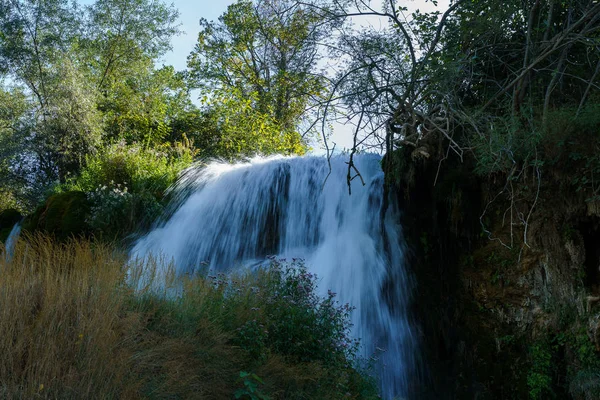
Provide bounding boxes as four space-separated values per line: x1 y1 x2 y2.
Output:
23 191 91 240
0 208 23 243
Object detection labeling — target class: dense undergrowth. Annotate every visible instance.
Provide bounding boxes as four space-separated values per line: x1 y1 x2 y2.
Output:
15 141 195 243
0 235 378 399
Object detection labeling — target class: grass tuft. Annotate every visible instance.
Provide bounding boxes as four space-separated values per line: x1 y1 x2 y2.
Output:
0 235 378 399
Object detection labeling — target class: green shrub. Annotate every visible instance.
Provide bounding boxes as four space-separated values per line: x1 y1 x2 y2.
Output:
470 103 600 202
1 236 377 399
235 372 271 400
70 140 193 197
471 114 543 176
574 329 600 369
127 258 376 399
22 191 91 240
254 259 358 368
85 182 163 240
55 141 193 239
163 259 359 371
527 342 553 399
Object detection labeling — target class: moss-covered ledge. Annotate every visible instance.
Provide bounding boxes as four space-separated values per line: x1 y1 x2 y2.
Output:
22 191 91 241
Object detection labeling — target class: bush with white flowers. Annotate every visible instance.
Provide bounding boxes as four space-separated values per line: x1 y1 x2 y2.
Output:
86 181 132 235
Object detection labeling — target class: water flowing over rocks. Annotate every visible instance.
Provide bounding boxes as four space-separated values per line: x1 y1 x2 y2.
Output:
131 154 418 399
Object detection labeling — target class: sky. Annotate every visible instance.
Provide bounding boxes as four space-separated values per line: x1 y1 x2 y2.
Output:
150 0 449 153
164 1 227 71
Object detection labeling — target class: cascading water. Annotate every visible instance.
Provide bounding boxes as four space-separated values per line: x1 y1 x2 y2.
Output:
4 221 22 260
131 154 418 399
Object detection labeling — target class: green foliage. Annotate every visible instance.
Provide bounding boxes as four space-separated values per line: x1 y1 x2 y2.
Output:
524 328 600 400
83 0 180 90
85 182 159 240
199 89 306 159
189 259 358 371
0 0 328 210
0 0 184 203
471 116 543 176
551 104 600 201
556 328 600 400
484 249 517 286
330 0 600 210
247 259 358 367
99 63 195 146
126 258 377 399
527 342 553 400
22 191 91 240
468 101 600 204
498 334 515 346
234 372 270 400
573 329 600 370
236 319 269 365
446 0 600 186
0 0 81 80
71 141 192 195
0 87 32 205
58 141 193 238
188 0 329 141
0 0 97 182
43 55 104 180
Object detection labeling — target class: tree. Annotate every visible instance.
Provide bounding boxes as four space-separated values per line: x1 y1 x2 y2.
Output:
320 0 600 239
0 0 105 184
0 0 80 108
188 0 332 148
36 54 104 182
99 63 195 145
197 87 306 159
81 0 180 90
0 85 33 208
0 0 185 201
318 0 599 182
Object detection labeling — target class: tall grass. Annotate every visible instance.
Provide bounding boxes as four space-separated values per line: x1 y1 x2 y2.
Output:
0 235 133 398
0 235 378 399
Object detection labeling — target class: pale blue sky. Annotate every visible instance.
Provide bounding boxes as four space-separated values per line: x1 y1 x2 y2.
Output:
163 0 232 71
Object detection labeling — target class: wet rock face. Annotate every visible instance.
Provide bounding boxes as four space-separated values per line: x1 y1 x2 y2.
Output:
386 147 600 399
580 218 600 292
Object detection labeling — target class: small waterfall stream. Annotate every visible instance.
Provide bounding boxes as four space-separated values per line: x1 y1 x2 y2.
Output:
4 221 22 260
131 154 417 398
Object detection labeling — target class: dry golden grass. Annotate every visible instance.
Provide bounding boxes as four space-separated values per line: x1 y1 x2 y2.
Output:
0 234 132 399
0 235 378 400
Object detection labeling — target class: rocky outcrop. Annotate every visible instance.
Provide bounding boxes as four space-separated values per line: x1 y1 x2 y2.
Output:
384 147 600 399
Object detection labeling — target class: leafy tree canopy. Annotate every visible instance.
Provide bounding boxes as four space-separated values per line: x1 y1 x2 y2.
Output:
0 0 186 206
188 0 335 152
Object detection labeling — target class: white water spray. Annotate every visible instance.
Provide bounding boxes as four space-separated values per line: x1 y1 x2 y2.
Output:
131 154 418 398
4 222 22 260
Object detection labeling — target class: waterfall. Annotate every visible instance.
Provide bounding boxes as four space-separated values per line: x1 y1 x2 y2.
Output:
4 221 22 260
131 154 418 399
